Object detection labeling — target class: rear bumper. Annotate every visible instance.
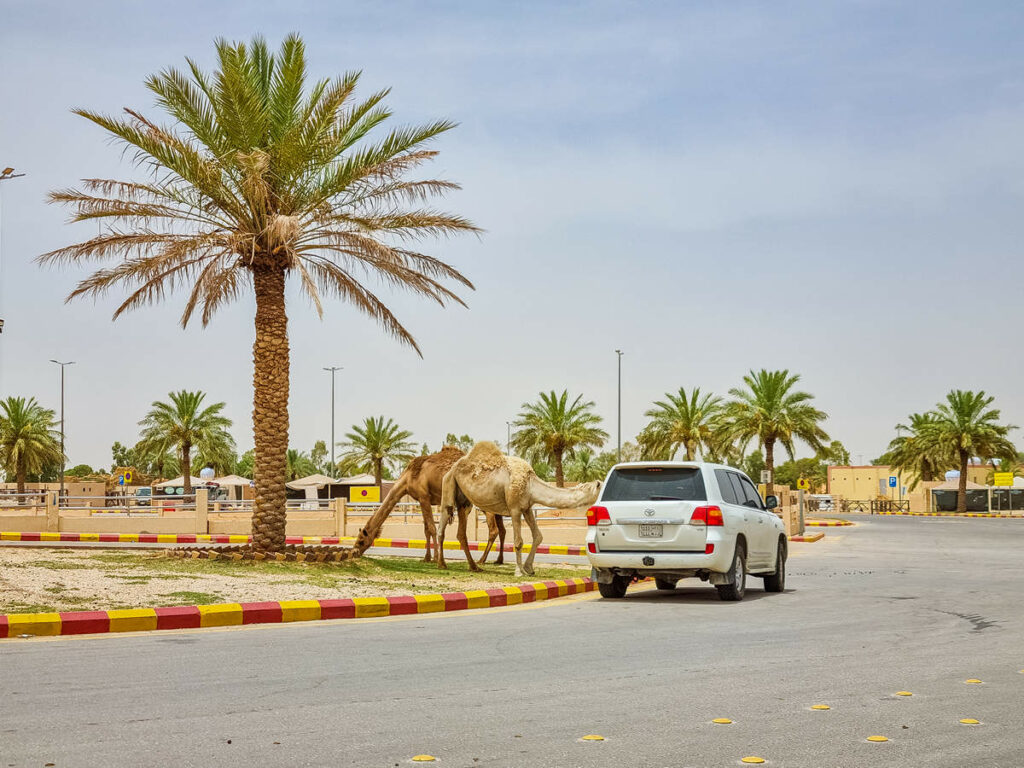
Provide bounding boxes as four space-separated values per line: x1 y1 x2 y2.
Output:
586 546 733 574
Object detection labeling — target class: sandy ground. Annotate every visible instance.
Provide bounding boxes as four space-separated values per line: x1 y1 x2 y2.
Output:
0 547 588 613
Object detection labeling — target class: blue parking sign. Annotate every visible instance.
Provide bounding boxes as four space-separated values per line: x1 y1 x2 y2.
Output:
888 476 897 488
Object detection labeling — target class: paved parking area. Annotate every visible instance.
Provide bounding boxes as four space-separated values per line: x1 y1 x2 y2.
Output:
3 515 1023 767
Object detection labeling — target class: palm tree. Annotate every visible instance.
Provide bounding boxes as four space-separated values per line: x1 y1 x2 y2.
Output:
0 397 64 494
286 449 317 481
39 36 477 554
723 369 829 497
638 387 722 461
885 413 953 490
566 448 603 482
137 390 235 494
920 390 1015 513
339 416 415 485
512 390 608 487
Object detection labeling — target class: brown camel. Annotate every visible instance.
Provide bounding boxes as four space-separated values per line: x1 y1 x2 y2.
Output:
350 446 506 563
438 442 601 576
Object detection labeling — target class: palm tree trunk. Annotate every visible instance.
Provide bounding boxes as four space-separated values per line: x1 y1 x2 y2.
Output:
374 458 383 486
182 442 192 495
554 449 565 488
765 439 775 498
250 266 290 552
957 449 968 514
16 465 26 496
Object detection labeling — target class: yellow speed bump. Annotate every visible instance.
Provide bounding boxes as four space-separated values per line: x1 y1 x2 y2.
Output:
965 678 983 684
410 756 436 762
959 718 981 725
712 718 733 724
741 758 766 764
810 705 830 710
580 734 605 741
895 691 913 696
866 736 889 743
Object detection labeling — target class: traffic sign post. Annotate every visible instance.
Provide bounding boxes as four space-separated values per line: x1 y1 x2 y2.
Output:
797 478 810 491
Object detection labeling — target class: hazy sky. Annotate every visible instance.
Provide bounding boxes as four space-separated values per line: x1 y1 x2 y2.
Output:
2 1 1024 470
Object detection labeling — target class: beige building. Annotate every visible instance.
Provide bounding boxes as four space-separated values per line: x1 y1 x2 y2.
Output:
827 464 995 513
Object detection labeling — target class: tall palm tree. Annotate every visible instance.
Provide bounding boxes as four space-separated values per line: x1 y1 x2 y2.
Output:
638 387 722 461
723 369 829 497
566 448 603 482
512 390 608 487
885 413 953 490
339 416 415 485
39 35 477 553
286 448 318 481
137 390 235 494
0 397 64 494
920 390 1015 513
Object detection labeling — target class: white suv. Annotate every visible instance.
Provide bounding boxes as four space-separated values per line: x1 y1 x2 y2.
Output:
586 462 787 601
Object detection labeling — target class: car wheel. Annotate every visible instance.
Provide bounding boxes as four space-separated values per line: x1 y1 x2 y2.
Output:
763 539 786 593
654 578 678 591
715 541 747 602
598 575 629 599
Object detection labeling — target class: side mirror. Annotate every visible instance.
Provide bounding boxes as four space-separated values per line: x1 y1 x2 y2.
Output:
765 495 779 510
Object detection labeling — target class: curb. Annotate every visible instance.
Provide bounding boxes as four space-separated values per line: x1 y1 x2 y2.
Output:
870 511 1024 519
805 520 854 527
0 577 595 639
0 532 587 556
788 532 825 542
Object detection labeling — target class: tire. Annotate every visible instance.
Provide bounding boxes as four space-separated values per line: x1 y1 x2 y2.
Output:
715 541 747 602
763 539 786 593
598 575 630 599
654 577 678 591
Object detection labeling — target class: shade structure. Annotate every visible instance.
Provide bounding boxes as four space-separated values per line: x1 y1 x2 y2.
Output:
213 474 252 487
154 476 205 488
285 473 340 491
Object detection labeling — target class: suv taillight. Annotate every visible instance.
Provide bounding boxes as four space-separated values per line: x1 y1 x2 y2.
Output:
587 506 611 526
691 505 724 526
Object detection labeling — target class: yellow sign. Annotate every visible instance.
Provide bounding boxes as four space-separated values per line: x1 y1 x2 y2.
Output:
123 470 133 484
993 472 1014 487
797 478 810 491
350 485 380 503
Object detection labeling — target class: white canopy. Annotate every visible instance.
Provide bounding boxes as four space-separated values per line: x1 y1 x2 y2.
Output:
213 474 253 487
336 473 377 486
285 473 340 490
155 476 205 488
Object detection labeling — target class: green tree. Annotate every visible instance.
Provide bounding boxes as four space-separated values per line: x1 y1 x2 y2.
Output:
531 459 553 481
235 449 255 478
111 441 140 469
817 440 851 465
724 369 830 497
137 390 235 494
41 35 477 554
286 449 317 481
921 390 1015 513
773 457 827 491
742 451 766 483
0 397 63 493
884 413 954 490
310 440 329 474
444 433 475 452
638 387 722 461
339 416 415 485
512 390 608 487
566 448 604 483
66 464 95 478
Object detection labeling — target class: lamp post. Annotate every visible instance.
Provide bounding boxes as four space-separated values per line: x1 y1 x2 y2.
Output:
49 360 75 503
615 349 624 461
0 168 26 355
323 366 342 474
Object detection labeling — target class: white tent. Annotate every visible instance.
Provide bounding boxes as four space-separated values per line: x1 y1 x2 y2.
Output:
214 474 252 487
285 473 339 490
155 476 205 488
336 473 377 486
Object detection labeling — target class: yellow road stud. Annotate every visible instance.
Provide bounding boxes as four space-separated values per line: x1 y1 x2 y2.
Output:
965 678 983 684
741 758 766 764
959 718 980 725
866 735 889 742
895 691 913 696
712 718 733 724
810 705 830 710
410 755 436 762
580 734 605 741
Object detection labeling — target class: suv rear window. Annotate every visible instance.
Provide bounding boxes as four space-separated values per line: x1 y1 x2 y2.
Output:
602 467 707 502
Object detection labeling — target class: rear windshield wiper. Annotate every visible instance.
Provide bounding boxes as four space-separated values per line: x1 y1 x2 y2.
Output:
648 495 685 501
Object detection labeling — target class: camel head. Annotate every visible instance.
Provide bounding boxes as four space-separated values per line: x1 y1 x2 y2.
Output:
578 480 602 506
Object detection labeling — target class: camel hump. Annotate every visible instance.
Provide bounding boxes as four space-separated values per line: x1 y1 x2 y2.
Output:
465 441 506 470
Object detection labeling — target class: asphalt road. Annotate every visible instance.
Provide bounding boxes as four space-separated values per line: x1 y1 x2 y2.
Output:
3 516 1023 768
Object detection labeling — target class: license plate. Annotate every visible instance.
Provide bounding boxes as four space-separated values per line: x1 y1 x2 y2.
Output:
639 524 663 538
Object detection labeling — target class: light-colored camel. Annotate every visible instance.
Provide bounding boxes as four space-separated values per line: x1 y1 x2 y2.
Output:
438 441 601 577
351 446 507 564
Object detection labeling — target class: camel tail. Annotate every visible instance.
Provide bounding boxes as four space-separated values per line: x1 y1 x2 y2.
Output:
440 464 459 526
351 474 409 556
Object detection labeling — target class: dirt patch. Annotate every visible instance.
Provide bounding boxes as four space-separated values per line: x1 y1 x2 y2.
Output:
0 547 588 613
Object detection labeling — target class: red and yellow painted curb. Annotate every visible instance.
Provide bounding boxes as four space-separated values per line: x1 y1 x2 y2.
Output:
870 511 1023 519
788 532 825 543
805 519 854 527
0 531 587 556
0 577 595 639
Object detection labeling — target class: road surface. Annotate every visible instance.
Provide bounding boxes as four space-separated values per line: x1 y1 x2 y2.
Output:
3 515 1023 767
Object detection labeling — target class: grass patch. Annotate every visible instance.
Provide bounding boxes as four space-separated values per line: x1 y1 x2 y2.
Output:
159 591 224 605
24 559 93 570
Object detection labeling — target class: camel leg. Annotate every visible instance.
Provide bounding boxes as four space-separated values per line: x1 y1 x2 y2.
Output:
457 503 480 572
522 508 543 576
512 510 525 578
436 505 452 569
477 513 499 565
495 515 506 565
419 498 436 563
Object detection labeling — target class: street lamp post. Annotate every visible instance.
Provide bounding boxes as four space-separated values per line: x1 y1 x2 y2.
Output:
323 366 342 473
49 360 75 503
615 350 624 461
